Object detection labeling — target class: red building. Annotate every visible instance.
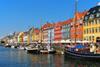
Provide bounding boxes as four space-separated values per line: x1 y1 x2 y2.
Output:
54 22 62 42
70 12 87 42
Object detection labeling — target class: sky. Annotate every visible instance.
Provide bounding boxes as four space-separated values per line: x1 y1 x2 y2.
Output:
0 0 99 38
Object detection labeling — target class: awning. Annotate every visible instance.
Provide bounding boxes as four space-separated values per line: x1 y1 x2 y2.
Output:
60 40 66 43
53 41 60 43
82 40 91 43
66 40 71 43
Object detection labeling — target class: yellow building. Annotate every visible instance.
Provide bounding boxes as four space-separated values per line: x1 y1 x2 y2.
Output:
83 5 100 43
32 28 42 43
18 32 24 44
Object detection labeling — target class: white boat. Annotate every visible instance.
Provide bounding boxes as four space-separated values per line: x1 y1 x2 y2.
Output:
11 45 15 48
26 45 40 54
5 44 11 47
18 46 25 50
40 44 56 54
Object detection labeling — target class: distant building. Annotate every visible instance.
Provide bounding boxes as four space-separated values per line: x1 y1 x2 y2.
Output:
18 32 24 44
23 32 30 44
83 5 100 43
28 27 34 43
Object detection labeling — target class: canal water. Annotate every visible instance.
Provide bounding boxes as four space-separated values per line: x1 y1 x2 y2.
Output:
0 46 99 67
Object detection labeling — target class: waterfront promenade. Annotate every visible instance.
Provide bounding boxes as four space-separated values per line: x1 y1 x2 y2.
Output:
0 45 99 67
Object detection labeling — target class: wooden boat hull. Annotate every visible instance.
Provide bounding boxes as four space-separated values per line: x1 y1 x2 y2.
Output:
49 50 56 54
5 45 11 48
40 50 56 54
27 50 40 54
64 50 100 61
40 50 48 54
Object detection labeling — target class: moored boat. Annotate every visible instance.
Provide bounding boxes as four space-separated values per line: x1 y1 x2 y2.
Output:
18 46 25 50
64 44 100 61
26 47 40 54
26 44 40 54
40 44 56 54
4 44 11 48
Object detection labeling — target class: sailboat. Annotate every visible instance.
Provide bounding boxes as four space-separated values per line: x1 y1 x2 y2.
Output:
64 0 100 61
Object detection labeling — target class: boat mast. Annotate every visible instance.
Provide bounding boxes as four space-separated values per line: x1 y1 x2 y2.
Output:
40 19 43 46
74 0 78 45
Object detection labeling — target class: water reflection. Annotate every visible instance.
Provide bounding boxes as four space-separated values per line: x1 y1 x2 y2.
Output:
0 46 100 67
64 56 100 67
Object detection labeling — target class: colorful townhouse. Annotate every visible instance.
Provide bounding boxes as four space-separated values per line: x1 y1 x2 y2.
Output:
70 12 87 42
61 19 72 43
18 32 24 44
42 22 54 44
83 5 100 43
28 27 34 43
32 28 41 43
54 22 62 43
13 32 19 44
47 24 54 44
23 32 30 44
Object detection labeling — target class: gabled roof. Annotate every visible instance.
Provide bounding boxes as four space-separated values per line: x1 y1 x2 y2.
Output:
73 11 87 22
61 18 73 26
42 22 54 30
34 28 40 34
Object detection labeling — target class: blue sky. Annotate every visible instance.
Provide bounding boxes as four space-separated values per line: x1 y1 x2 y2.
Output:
0 0 99 38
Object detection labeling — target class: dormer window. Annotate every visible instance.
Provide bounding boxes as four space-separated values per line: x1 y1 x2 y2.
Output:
90 14 94 19
93 10 96 13
85 16 88 20
96 13 100 17
87 12 90 15
99 8 100 12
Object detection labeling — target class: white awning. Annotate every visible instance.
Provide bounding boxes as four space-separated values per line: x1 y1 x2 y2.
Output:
61 40 66 43
53 41 60 43
66 40 71 43
82 40 91 43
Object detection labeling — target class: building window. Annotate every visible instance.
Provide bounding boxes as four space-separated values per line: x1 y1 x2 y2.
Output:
89 21 91 25
99 19 100 24
87 29 88 34
98 27 100 33
93 10 96 13
99 8 100 12
87 12 90 15
97 19 99 24
84 30 86 34
89 28 90 33
92 28 94 33
99 27 100 32
90 14 94 19
95 28 98 33
85 16 88 21
92 36 94 41
96 13 100 17
85 22 87 26
95 19 97 24
91 20 94 25
93 20 96 25
89 36 91 41
86 36 88 41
